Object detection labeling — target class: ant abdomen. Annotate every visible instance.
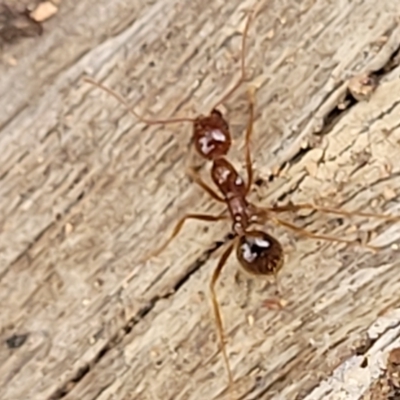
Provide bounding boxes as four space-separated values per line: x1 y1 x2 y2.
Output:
193 109 231 160
236 230 284 276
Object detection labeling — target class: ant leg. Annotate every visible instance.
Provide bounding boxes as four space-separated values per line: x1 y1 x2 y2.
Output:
244 86 256 195
141 213 227 262
187 168 225 202
271 216 381 252
210 242 235 386
267 202 400 222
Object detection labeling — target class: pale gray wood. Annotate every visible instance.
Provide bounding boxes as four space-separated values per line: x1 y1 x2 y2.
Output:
305 309 400 400
1 1 400 399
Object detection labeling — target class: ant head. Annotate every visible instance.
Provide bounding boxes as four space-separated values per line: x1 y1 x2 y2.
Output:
236 230 283 276
192 109 232 160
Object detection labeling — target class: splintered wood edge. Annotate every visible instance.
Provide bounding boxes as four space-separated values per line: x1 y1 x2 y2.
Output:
304 308 400 400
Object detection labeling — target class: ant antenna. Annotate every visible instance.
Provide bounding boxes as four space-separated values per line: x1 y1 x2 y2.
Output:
211 6 255 110
84 6 256 128
83 77 195 126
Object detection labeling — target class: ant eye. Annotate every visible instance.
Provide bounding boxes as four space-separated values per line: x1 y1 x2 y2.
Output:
236 230 283 276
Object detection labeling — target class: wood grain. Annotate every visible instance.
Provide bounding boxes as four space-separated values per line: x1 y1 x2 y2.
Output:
1 1 400 399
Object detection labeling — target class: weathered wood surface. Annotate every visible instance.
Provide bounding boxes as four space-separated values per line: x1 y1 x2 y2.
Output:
1 1 400 399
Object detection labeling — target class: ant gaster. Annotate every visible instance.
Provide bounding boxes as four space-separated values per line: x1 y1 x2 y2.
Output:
84 7 400 391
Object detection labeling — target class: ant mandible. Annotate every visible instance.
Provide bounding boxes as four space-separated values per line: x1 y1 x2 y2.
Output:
84 6 400 392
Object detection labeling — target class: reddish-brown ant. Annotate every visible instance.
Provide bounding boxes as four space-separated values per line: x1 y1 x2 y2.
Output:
84 7 400 392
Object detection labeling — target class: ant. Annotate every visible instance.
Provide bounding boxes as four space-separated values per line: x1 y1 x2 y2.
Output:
84 6 400 394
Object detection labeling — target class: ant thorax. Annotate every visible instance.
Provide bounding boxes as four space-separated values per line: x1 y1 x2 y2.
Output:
211 158 250 232
211 158 245 194
193 109 231 160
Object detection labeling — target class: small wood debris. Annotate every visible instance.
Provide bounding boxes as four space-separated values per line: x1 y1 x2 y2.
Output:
30 2 58 23
348 72 378 102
